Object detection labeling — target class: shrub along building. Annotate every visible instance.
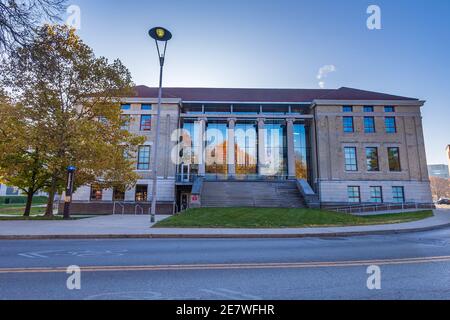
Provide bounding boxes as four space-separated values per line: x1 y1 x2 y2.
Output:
68 86 432 214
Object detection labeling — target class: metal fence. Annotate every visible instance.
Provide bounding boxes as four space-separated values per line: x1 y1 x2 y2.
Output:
328 202 436 215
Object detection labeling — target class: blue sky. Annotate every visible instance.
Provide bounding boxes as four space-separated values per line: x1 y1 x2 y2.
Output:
70 0 449 165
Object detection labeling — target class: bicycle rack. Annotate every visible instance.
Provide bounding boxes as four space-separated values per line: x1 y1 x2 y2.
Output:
113 202 125 215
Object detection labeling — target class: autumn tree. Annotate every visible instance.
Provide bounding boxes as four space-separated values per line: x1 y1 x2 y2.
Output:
430 176 450 201
0 94 52 216
0 25 144 218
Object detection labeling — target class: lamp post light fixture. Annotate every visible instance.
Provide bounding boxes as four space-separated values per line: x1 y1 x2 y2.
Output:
148 27 172 223
63 166 76 220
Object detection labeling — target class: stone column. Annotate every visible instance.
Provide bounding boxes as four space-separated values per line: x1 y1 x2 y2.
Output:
286 119 296 179
197 118 207 176
227 118 236 177
257 118 266 176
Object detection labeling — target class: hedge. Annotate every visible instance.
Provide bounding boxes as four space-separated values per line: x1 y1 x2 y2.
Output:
0 196 48 205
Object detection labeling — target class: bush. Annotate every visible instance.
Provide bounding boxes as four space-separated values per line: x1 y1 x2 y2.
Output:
0 196 48 205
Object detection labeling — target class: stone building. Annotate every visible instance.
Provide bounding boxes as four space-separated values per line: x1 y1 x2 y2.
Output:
68 86 432 214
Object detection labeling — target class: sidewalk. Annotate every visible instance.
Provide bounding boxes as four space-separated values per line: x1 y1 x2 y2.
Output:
0 210 449 240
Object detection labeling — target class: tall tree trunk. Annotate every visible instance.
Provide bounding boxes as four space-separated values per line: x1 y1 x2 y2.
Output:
23 191 34 217
45 176 57 217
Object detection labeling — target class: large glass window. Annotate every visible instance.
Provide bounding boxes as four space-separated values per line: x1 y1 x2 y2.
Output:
388 147 401 171
205 121 228 175
343 117 354 133
364 117 376 133
137 146 151 170
121 104 131 110
113 187 125 201
385 106 395 113
90 184 103 201
235 122 257 175
344 147 358 171
392 186 405 203
141 104 152 110
140 115 152 131
364 106 374 112
293 124 309 179
263 121 287 177
348 186 361 203
135 185 148 202
385 117 397 133
366 147 379 171
370 186 383 203
180 121 201 175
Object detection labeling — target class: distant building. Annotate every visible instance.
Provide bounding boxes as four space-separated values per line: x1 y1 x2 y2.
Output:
447 145 450 176
0 184 20 196
428 164 449 179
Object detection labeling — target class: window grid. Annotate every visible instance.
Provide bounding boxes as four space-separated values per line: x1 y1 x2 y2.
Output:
385 117 397 133
344 147 358 171
348 186 361 203
370 186 383 203
140 115 152 131
388 147 401 172
343 117 354 133
343 106 353 113
366 147 380 171
392 187 405 203
364 117 376 133
137 146 151 170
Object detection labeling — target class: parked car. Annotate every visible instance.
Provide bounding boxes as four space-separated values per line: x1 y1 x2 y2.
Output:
437 198 450 205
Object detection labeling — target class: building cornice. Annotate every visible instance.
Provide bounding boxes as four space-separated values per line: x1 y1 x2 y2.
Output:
311 100 426 107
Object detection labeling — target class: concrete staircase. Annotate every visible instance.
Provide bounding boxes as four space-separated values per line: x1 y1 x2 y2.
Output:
201 181 305 208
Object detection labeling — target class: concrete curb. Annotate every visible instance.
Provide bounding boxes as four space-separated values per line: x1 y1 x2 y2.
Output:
1 222 450 240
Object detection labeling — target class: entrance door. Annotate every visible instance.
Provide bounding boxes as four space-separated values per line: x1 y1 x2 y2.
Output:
180 164 190 182
180 193 189 211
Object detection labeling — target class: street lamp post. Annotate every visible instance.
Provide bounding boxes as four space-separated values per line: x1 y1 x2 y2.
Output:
63 166 76 220
148 27 172 223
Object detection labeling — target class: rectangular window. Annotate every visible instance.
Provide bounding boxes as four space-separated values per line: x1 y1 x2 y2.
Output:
343 117 354 133
364 106 374 112
388 147 401 171
135 185 148 202
364 117 376 133
121 104 131 110
137 146 151 170
141 104 152 110
120 115 130 130
385 117 397 133
113 187 125 201
348 186 361 203
344 147 358 171
370 186 383 203
392 187 405 203
385 106 395 113
366 147 380 171
140 115 152 131
90 184 103 201
343 106 353 113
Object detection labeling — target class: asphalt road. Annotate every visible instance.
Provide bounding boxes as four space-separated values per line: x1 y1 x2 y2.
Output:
1 227 450 300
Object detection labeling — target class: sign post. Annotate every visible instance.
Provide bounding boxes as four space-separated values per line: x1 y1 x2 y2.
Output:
63 166 77 220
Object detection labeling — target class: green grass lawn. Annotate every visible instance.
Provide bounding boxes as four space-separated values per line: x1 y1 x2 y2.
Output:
153 207 434 229
0 205 45 216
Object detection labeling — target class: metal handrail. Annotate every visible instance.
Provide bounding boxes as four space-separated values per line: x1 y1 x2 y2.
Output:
328 202 435 215
134 204 144 215
113 202 125 215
